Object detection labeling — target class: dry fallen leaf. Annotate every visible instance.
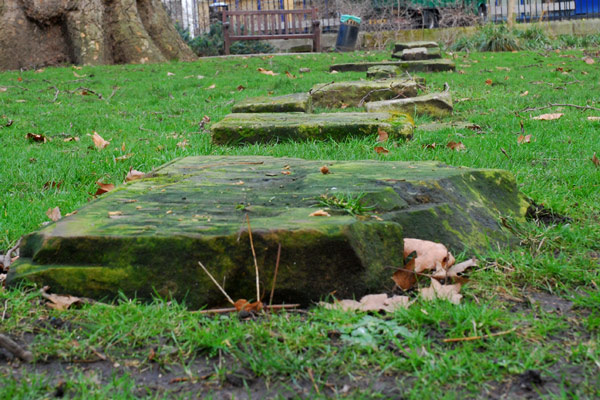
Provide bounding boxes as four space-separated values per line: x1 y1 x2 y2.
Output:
593 152 600 167
321 294 410 312
108 211 123 217
234 299 263 312
520 91 529 97
403 238 455 273
26 133 48 143
485 79 492 85
517 134 532 144
177 139 189 149
257 68 278 76
432 257 478 279
115 153 134 162
285 71 296 79
63 136 79 142
446 141 466 151
374 146 389 154
420 279 462 304
309 210 331 217
125 168 145 182
91 132 110 149
496 66 511 71
237 85 245 91
392 253 417 290
424 143 437 150
44 293 83 310
587 116 600 121
583 56 595 65
299 67 310 73
330 70 338 74
43 181 63 190
46 207 61 222
167 72 175 76
377 127 388 142
532 113 563 121
320 166 330 174
95 181 115 196
206 84 216 90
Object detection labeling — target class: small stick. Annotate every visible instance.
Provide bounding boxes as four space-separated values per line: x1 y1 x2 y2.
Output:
198 261 235 306
246 214 260 302
0 334 33 362
269 243 282 306
519 102 600 113
196 303 300 314
1 300 7 321
307 368 320 395
3 237 22 269
442 327 517 343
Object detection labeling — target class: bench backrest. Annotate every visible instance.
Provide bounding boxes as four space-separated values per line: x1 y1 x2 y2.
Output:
223 9 319 38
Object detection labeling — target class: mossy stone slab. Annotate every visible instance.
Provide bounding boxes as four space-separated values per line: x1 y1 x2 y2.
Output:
392 47 442 61
8 156 527 308
365 91 453 118
210 112 414 145
366 65 400 79
330 59 455 73
310 79 418 108
394 41 440 52
232 93 312 113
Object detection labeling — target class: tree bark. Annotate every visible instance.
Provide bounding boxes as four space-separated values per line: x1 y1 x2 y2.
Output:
0 0 196 70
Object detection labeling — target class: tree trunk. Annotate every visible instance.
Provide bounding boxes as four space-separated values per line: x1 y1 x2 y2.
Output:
0 0 196 70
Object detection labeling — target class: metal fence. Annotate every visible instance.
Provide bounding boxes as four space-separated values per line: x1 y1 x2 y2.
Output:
162 0 600 36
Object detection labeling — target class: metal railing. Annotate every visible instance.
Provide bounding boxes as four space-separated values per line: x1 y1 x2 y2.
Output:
162 0 600 37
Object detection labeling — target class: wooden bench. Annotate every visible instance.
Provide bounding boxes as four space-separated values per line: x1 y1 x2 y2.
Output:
222 9 321 55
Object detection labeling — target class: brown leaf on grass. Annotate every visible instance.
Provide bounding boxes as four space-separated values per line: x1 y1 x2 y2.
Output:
26 133 48 143
420 279 462 304
285 71 296 79
257 68 278 76
330 70 338 74
496 66 511 71
392 254 417 290
95 181 115 196
587 116 600 121
320 166 330 174
91 132 110 149
403 238 455 273
532 113 563 121
309 210 331 217
177 139 189 149
321 294 410 312
281 170 291 175
108 211 123 217
234 299 263 312
0 87 7 92
237 85 245 91
583 56 595 65
592 152 600 167
424 142 437 150
46 207 61 222
206 84 216 90
3 119 13 127
377 127 388 142
517 134 532 144
44 293 83 310
63 136 79 142
446 141 466 151
374 146 389 154
299 67 311 73
485 79 492 85
115 153 134 162
167 72 175 76
520 91 529 97
432 258 478 279
125 168 145 182
43 181 63 190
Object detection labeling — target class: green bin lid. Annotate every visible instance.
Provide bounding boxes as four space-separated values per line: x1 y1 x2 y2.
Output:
340 15 361 24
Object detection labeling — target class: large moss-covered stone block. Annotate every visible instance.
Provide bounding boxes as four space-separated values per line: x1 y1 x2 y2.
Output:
365 91 453 118
232 93 312 113
394 41 440 52
367 65 400 79
210 112 414 145
8 156 527 308
330 59 455 73
392 47 442 60
310 79 418 108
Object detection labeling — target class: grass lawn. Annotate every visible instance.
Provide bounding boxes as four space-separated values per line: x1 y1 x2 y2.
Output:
1 47 599 398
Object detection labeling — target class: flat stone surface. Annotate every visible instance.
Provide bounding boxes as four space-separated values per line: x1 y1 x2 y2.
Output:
393 47 442 61
330 59 455 73
365 91 453 118
310 79 418 108
366 65 399 79
232 93 312 113
394 41 440 52
8 156 527 307
211 112 414 145
417 121 482 132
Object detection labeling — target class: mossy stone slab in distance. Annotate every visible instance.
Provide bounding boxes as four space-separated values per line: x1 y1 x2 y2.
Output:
232 93 312 113
210 112 414 145
310 79 418 108
366 65 400 79
8 156 527 308
392 47 442 61
365 91 453 118
394 41 440 52
331 59 455 73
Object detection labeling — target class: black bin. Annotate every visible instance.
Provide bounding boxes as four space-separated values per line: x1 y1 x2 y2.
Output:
335 15 361 52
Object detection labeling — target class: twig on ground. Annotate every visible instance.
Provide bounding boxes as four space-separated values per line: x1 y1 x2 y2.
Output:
246 214 260 302
307 81 334 95
519 102 600 113
196 303 300 314
357 84 409 107
442 327 517 343
0 334 34 362
198 261 235 306
269 243 282 306
50 86 60 102
1 300 7 321
107 86 119 100
3 237 21 269
307 368 320 395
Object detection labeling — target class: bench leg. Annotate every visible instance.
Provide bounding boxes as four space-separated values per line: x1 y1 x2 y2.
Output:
312 22 321 53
